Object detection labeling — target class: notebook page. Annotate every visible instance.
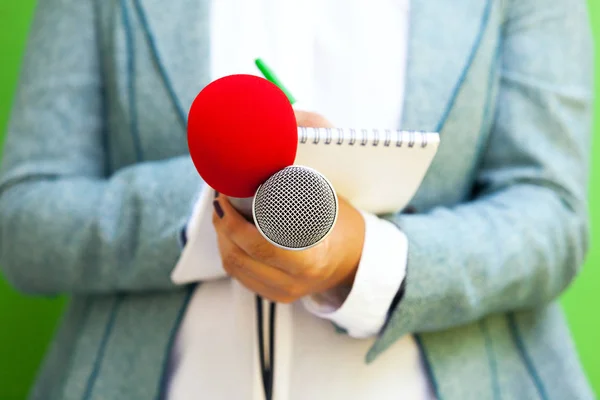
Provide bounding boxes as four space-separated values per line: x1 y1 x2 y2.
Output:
293 128 439 215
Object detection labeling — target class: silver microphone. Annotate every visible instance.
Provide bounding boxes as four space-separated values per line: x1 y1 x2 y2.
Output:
253 165 338 250
228 166 338 251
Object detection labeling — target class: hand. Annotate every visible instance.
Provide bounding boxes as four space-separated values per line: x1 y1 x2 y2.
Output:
211 110 366 303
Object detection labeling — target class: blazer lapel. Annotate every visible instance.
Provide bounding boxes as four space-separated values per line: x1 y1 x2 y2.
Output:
400 0 494 133
133 0 212 127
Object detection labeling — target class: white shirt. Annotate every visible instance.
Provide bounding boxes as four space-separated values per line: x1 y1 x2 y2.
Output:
167 1 435 399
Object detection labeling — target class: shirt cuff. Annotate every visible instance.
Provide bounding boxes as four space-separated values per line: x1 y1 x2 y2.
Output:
171 186 227 284
301 210 408 338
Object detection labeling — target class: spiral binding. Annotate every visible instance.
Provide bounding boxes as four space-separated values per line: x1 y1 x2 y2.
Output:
298 127 433 148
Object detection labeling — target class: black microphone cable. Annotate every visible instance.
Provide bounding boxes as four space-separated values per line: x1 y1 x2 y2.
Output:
256 295 276 400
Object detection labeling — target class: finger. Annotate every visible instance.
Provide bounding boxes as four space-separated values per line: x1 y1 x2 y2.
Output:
232 268 298 304
213 196 307 271
217 231 298 288
294 110 333 128
216 233 298 303
221 239 304 296
211 195 267 254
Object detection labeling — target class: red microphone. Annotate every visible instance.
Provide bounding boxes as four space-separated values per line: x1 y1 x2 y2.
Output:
187 74 338 250
187 74 298 212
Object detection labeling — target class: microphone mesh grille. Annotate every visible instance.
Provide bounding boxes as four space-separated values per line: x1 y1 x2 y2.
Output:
254 166 337 250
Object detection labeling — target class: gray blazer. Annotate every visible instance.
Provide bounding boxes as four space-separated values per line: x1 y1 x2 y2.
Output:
0 0 595 399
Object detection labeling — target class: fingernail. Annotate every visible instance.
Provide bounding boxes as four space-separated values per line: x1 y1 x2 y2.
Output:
214 191 219 198
404 205 417 214
213 200 224 219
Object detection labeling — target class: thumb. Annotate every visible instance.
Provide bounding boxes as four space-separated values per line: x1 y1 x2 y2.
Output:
294 110 333 128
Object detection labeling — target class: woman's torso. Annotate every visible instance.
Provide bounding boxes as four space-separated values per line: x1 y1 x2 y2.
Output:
26 1 594 399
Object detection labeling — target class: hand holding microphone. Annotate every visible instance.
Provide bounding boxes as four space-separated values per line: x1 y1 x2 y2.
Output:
211 109 366 304
212 189 365 303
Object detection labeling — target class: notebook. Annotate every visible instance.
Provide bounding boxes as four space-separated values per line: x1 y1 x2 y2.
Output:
293 127 440 215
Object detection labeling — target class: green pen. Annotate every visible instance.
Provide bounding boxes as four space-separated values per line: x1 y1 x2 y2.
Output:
255 58 297 105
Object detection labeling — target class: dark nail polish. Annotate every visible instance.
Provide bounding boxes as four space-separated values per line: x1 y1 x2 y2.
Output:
214 191 219 198
404 205 417 214
179 227 188 246
213 200 224 219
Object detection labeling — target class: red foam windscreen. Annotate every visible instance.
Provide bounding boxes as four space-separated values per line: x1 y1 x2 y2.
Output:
187 74 298 198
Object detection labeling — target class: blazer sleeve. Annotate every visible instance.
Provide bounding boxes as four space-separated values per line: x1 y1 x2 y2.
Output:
374 0 594 351
0 0 204 295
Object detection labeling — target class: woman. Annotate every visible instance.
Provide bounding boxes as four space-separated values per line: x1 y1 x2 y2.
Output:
0 0 594 399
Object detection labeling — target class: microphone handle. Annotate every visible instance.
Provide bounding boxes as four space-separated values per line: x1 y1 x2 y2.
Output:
228 196 255 222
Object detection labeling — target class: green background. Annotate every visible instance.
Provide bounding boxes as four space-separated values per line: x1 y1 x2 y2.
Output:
0 1 598 398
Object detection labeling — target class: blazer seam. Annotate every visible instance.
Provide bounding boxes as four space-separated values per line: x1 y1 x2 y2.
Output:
479 319 502 400
155 284 199 400
507 312 549 400
414 334 442 400
132 0 188 131
82 294 125 400
471 22 504 196
51 298 93 400
94 0 112 176
122 0 144 162
435 0 494 133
